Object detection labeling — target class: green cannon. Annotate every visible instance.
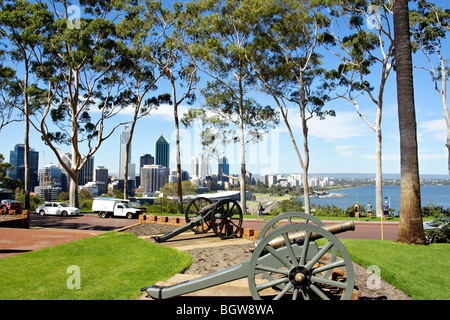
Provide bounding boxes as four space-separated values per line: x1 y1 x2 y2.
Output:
142 212 356 300
152 197 244 242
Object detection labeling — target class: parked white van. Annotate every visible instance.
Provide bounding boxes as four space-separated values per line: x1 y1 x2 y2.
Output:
92 198 143 219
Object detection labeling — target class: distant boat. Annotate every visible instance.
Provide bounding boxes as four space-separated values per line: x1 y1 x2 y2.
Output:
313 191 346 198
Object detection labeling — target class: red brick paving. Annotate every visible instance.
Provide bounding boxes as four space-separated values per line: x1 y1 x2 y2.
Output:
0 227 105 259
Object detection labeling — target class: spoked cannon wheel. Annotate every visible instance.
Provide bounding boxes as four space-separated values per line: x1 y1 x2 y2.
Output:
257 212 338 281
248 223 355 300
185 197 214 234
211 199 243 239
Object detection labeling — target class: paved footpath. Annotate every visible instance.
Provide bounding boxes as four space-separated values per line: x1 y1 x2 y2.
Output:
0 227 105 259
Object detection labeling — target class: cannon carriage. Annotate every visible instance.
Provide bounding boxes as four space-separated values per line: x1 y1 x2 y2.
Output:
142 209 357 300
152 197 243 243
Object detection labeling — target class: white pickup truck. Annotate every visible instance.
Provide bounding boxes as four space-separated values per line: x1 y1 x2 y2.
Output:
92 198 143 219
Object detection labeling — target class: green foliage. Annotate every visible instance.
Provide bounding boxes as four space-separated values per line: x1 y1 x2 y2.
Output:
58 191 69 201
14 188 42 210
421 202 450 217
0 153 21 189
424 227 450 243
105 189 124 199
79 189 91 200
313 204 347 217
158 181 197 205
144 202 180 214
79 199 93 211
275 199 304 214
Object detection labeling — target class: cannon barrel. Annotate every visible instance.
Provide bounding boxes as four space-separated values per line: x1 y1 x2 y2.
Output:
251 220 355 251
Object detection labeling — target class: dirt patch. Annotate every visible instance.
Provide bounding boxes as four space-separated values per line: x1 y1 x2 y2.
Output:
122 222 177 236
124 223 411 300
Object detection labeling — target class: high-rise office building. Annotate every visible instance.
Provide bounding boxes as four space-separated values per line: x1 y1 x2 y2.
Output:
8 144 39 191
94 166 109 195
190 156 208 179
140 164 169 194
155 134 170 169
59 152 71 192
119 126 136 195
140 154 154 169
119 126 131 180
259 174 269 185
218 156 229 182
78 156 94 186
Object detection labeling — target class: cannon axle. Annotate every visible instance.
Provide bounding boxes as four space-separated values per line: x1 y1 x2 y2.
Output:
260 220 355 250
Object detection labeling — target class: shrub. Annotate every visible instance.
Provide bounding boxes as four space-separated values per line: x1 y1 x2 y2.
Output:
424 227 450 243
276 199 303 214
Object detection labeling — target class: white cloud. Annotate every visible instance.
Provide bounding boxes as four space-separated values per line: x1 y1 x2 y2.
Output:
309 112 371 141
420 153 447 160
279 109 371 141
335 145 357 156
361 153 399 161
419 119 447 141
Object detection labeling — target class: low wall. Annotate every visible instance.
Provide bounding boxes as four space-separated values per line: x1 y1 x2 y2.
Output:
0 210 30 229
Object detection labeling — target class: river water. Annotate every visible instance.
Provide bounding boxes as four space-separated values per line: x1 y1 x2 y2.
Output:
307 185 450 215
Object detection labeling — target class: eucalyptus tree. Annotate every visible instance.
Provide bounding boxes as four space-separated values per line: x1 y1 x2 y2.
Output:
115 0 171 199
0 52 18 132
248 0 334 214
0 0 53 208
157 2 200 213
183 0 279 214
32 0 133 208
393 0 426 244
324 0 395 217
410 0 450 176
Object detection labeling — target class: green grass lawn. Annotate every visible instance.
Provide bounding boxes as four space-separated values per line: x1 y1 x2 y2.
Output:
0 232 192 300
341 239 449 300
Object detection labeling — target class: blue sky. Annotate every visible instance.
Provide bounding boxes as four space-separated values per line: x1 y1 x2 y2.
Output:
1 2 449 178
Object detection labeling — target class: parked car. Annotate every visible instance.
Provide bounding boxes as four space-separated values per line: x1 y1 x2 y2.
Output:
35 202 80 216
423 217 450 230
0 199 22 213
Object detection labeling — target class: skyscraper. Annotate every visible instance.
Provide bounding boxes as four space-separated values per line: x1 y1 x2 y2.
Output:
78 156 94 186
190 156 208 179
94 166 109 195
8 144 39 191
155 134 170 169
218 156 229 182
119 126 131 180
140 164 169 194
140 154 154 169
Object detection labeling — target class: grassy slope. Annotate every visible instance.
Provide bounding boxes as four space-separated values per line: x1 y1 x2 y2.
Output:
0 232 192 300
341 239 449 300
